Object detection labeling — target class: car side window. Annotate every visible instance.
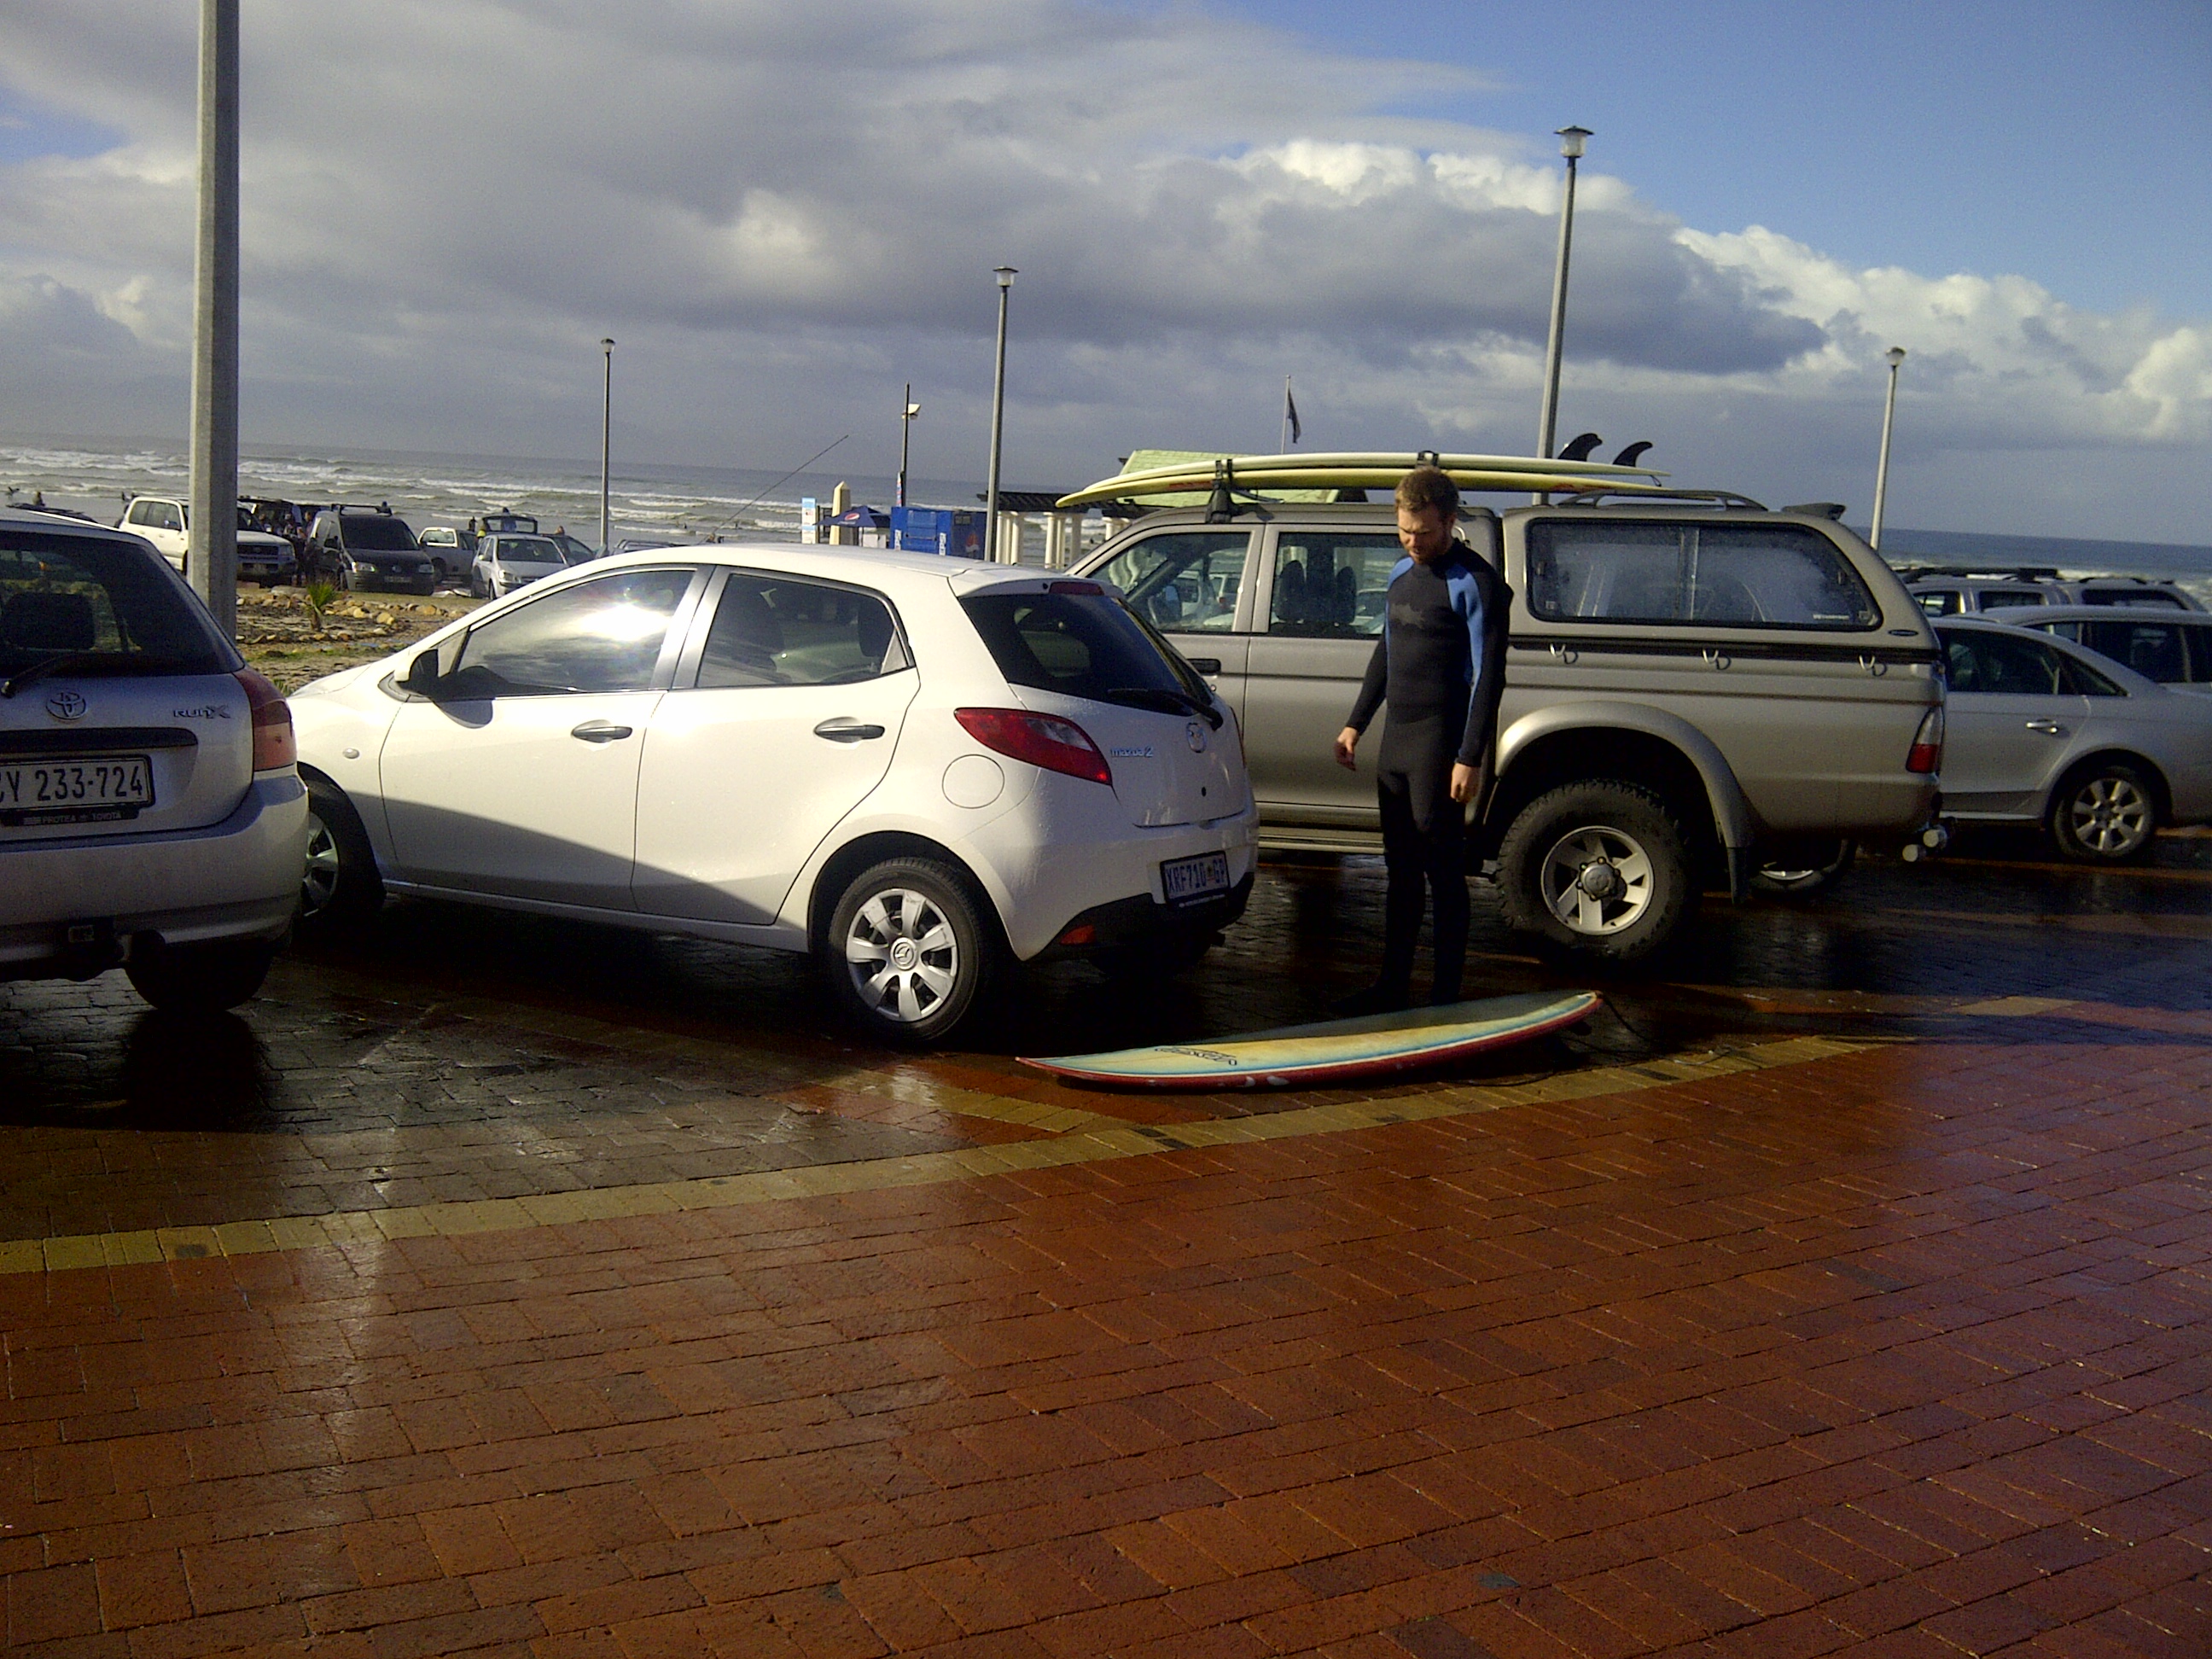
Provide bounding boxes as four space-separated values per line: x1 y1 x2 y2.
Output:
1267 533 1400 638
1916 590 1962 616
1525 521 1880 629
147 501 183 533
2080 620 2185 684
1943 631 2067 696
1091 531 1249 633
695 574 906 689
447 568 695 696
1978 590 2046 611
2060 654 2124 697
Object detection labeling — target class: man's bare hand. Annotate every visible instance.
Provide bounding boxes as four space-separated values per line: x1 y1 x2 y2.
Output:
1334 727 1360 770
1448 761 1480 804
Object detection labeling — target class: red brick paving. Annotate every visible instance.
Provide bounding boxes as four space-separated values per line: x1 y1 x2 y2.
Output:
3 1036 2210 1656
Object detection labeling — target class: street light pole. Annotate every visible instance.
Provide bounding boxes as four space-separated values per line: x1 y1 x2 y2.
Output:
1534 125 1591 477
187 0 240 637
984 267 1016 563
598 337 614 553
898 383 920 509
1870 346 1906 552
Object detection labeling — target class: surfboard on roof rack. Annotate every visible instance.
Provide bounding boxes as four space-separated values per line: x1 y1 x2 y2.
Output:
1056 449 1667 511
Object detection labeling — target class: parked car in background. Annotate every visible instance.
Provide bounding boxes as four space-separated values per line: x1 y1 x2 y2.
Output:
307 509 439 595
612 536 681 556
2005 605 2212 698
1077 492 1944 962
117 495 297 587
548 531 598 565
1 508 307 1008
416 525 475 581
1934 615 2212 862
469 533 577 599
287 547 1255 1042
1901 567 2199 616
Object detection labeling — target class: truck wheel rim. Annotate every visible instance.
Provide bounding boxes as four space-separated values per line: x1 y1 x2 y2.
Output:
2069 777 2151 856
1540 824 1655 936
300 812 341 915
845 888 960 1024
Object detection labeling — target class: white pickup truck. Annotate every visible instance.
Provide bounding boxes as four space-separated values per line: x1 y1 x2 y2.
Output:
117 496 296 587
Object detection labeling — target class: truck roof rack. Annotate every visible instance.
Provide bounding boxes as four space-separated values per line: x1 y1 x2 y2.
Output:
1552 487 1769 511
1889 564 2063 582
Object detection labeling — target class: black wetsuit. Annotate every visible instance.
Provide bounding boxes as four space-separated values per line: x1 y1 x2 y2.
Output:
1344 544 1512 1004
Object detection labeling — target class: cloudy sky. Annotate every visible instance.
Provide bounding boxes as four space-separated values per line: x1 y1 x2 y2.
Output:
1 0 2207 541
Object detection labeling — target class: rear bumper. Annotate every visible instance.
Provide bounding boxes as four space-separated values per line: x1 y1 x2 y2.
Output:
0 772 308 977
1037 871 1255 959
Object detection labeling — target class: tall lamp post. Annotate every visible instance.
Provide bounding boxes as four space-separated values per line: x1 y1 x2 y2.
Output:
188 0 240 637
1534 125 1592 476
897 383 920 509
983 266 1016 563
1869 346 1906 553
598 338 614 553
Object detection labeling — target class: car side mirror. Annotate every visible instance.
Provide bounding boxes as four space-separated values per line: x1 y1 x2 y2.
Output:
403 649 445 701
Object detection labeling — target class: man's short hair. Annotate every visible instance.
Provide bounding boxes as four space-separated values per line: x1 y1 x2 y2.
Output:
1395 466 1458 518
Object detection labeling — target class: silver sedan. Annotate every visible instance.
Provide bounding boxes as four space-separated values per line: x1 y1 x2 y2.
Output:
1936 616 2212 861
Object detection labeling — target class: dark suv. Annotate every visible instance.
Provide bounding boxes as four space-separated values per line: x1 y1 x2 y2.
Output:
307 509 438 595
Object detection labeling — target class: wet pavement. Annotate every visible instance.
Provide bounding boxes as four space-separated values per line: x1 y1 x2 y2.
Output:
1 837 2208 1656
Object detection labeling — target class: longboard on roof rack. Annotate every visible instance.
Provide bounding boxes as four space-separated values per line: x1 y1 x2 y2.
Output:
1056 449 1666 510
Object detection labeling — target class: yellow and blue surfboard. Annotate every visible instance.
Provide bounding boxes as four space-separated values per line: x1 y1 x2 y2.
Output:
1021 990 1602 1090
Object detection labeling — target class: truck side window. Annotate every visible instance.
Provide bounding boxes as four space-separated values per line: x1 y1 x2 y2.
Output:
1267 533 1400 638
1091 532 1248 633
1526 521 1881 630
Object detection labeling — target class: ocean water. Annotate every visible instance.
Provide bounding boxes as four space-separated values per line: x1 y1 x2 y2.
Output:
5 437 2209 601
0 436 984 545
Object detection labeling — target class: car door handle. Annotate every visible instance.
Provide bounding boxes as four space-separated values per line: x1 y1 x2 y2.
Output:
1186 657 1223 675
569 720 634 742
2024 719 2067 735
813 718 886 742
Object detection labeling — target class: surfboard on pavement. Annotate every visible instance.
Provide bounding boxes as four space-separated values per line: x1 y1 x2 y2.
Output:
1019 988 1603 1091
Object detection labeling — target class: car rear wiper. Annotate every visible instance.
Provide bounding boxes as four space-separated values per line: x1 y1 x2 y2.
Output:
0 651 96 698
1107 685 1223 728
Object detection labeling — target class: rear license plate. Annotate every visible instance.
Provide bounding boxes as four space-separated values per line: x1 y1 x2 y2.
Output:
0 755 155 825
1161 850 1231 906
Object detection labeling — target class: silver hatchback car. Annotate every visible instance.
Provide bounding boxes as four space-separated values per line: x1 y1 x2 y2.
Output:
0 509 307 1008
1935 615 2212 861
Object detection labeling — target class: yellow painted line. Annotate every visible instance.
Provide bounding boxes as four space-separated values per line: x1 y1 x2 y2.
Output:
1956 996 2080 1017
0 1034 1884 1276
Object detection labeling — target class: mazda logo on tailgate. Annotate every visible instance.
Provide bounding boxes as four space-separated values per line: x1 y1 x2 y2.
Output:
45 690 86 721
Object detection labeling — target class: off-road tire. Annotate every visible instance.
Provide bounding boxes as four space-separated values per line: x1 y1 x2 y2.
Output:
294 776 384 940
125 937 276 1012
1751 838 1857 897
2050 760 2158 864
825 858 1001 1045
1498 781 1693 966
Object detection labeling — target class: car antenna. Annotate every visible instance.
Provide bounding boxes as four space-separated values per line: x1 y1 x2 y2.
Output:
731 434 850 524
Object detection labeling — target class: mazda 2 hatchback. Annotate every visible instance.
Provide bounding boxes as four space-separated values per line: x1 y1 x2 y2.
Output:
0 509 308 1009
288 546 1256 1041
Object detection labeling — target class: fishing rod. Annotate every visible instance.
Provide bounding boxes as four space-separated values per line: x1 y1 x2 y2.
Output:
731 434 850 523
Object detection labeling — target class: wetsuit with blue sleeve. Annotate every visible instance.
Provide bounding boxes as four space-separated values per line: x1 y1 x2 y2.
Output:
1344 543 1513 1003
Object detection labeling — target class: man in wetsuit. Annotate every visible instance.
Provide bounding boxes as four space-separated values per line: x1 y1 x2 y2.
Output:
1333 467 1512 1011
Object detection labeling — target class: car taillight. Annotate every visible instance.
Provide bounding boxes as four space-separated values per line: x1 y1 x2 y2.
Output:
235 667 296 772
955 707 1112 786
1906 705 1943 774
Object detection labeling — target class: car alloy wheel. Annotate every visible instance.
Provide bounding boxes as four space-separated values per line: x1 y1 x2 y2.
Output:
845 887 961 1025
1540 824 1655 936
300 811 343 916
2054 765 2156 862
294 777 383 939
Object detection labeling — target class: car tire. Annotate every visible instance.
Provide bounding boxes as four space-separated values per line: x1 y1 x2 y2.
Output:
825 858 1000 1044
1751 838 1857 897
295 777 384 940
2049 760 2158 864
1497 781 1693 966
124 937 276 1012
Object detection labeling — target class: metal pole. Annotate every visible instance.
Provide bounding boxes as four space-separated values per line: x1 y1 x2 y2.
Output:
1870 346 1906 552
188 0 239 637
599 338 614 553
1535 138 1587 468
898 381 911 509
984 269 1015 562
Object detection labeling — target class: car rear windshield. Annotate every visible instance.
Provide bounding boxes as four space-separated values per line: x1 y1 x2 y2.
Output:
341 516 418 550
0 529 236 678
959 590 1209 715
494 537 564 564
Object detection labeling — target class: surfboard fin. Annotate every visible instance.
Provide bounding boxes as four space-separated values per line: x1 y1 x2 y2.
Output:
1612 440 1653 468
1556 432 1604 463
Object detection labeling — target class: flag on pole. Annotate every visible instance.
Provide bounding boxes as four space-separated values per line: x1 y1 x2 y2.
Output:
1284 379 1302 445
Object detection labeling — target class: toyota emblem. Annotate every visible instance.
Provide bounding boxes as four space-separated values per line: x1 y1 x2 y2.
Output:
45 690 87 721
1185 720 1208 754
